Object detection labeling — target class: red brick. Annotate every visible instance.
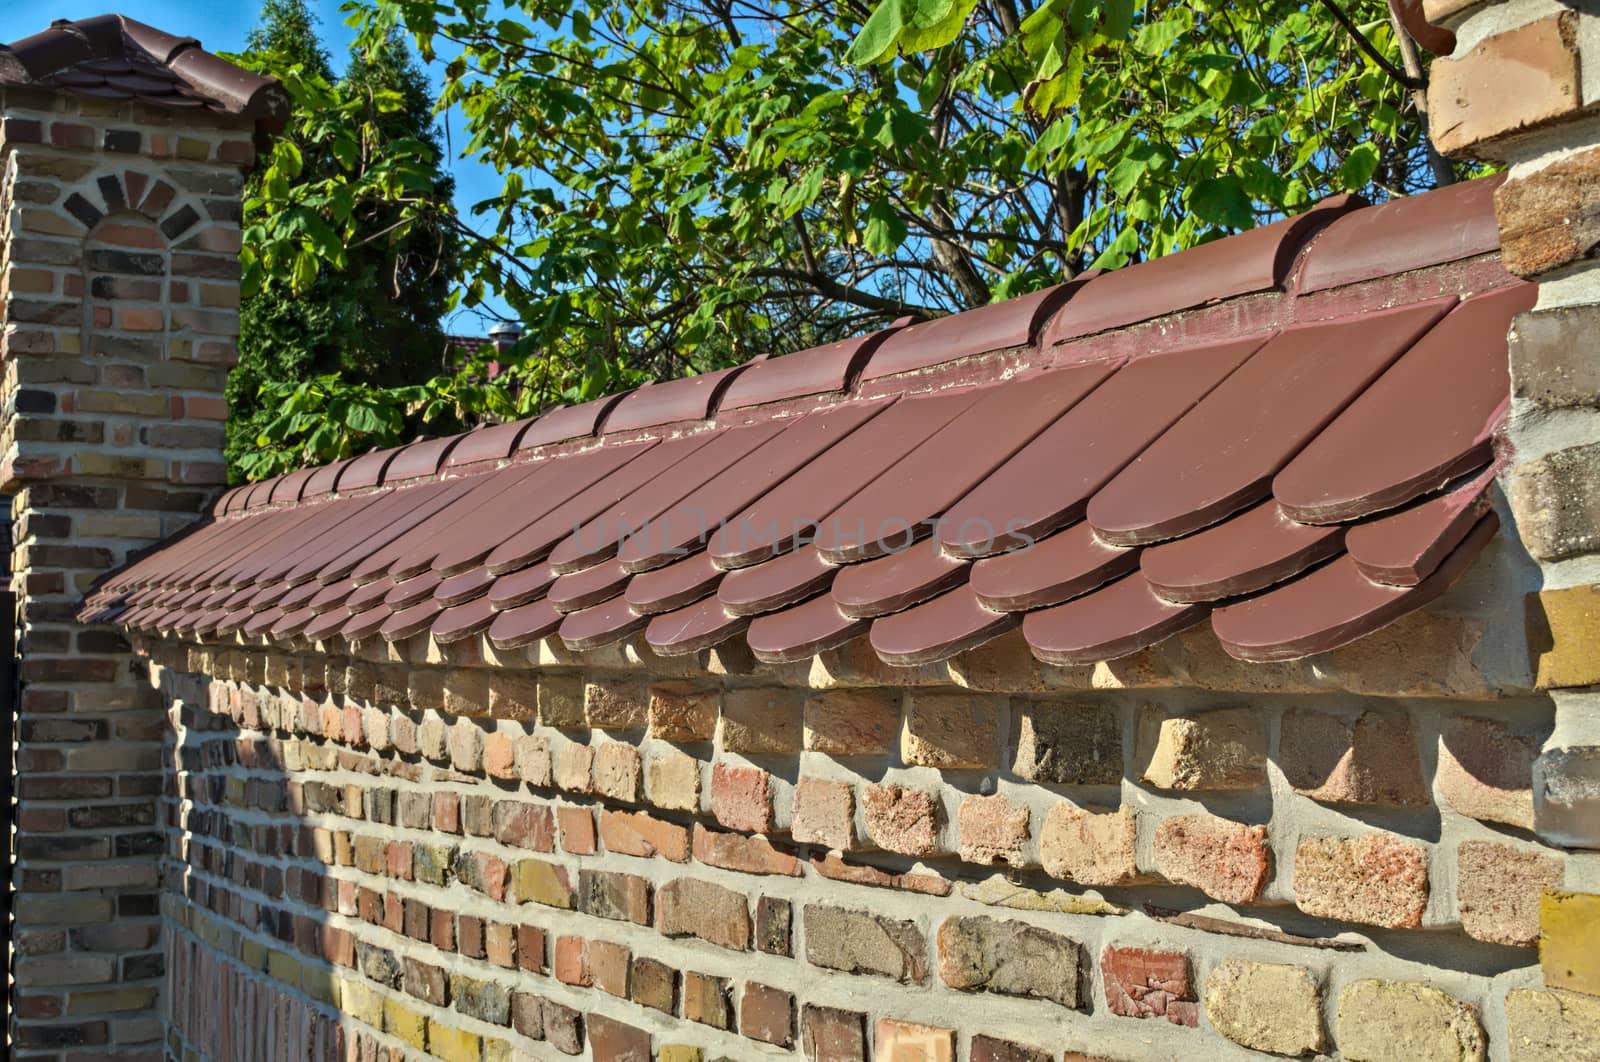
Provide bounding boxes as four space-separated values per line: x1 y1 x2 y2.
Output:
516 924 546 973
810 853 952 896
710 763 774 833
1102 946 1198 1026
493 801 555 852
588 939 630 997
693 824 802 876
558 807 596 854
586 1014 650 1061
555 936 589 986
599 809 689 862
741 982 796 1047
802 1005 867 1062
1429 13 1580 159
483 732 516 779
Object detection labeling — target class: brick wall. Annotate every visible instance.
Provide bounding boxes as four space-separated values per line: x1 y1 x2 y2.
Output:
144 633 1600 1061
0 83 250 1057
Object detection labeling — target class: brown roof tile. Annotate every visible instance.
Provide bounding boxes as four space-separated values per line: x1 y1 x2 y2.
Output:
1 15 288 134
85 176 1522 668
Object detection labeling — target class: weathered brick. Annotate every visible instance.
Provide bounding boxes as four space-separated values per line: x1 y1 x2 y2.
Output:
516 734 554 787
630 956 676 1014
875 1020 954 1062
599 809 689 861
1040 803 1139 886
804 906 926 984
585 678 647 729
592 742 642 802
1504 988 1600 1062
656 878 750 950
903 692 998 768
1101 946 1197 1026
646 748 700 812
693 824 802 875
1428 13 1579 160
862 783 940 856
1153 813 1269 904
1511 305 1600 411
647 682 719 742
1508 443 1600 563
1205 960 1325 1056
587 1014 650 1060
1136 705 1265 790
1294 833 1428 929
791 777 856 851
683 971 733 1029
937 915 1081 1007
1437 715 1536 829
710 762 774 833
558 806 596 854
587 939 631 996
957 794 1029 867
756 896 792 956
512 859 572 909
537 674 586 728
1527 585 1600 691
719 687 803 752
1336 980 1485 1062
493 801 555 852
1456 840 1563 947
804 689 898 754
970 1035 1053 1062
801 1005 868 1062
1280 707 1427 806
741 982 796 1047
1010 699 1122 784
450 974 511 1025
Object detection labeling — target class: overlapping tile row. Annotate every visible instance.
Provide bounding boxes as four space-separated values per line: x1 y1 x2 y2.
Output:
82 176 1522 670
0 15 288 121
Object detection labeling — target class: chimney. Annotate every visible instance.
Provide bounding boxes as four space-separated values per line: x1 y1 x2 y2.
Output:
0 16 286 1052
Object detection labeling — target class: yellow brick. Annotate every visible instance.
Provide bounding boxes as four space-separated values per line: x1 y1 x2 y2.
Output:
1529 586 1600 689
481 1037 514 1062
65 987 158 1014
383 998 428 1050
427 1020 482 1062
339 978 383 1028
302 965 338 1006
659 1047 706 1062
266 949 302 990
1542 889 1600 997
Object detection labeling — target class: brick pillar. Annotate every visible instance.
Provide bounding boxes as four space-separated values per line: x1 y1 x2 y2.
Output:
0 86 252 1055
1424 4 1600 849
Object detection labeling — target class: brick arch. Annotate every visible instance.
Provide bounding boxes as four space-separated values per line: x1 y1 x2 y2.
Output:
59 166 208 246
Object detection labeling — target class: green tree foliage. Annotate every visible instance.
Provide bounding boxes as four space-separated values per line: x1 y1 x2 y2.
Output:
224 0 461 481
239 0 1461 478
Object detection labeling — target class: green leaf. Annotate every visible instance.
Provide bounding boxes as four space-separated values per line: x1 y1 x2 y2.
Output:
846 0 906 65
1188 175 1254 230
1340 142 1380 189
898 0 980 53
863 200 907 255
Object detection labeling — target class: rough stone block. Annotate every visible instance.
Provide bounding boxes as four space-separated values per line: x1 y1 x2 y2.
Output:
1009 699 1122 784
1294 833 1429 929
1136 706 1266 790
1152 813 1270 904
1428 14 1579 160
1336 980 1486 1062
1280 707 1427 805
1101 946 1198 1026
591 742 641 802
1438 715 1536 830
862 783 940 856
936 915 1082 1008
1204 960 1325 1056
656 878 750 951
804 689 898 754
1040 803 1139 887
1507 444 1600 562
1456 840 1563 947
585 677 647 730
902 692 998 768
956 794 1029 867
537 674 585 728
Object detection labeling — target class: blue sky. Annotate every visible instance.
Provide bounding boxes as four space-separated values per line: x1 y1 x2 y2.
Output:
0 1 511 334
